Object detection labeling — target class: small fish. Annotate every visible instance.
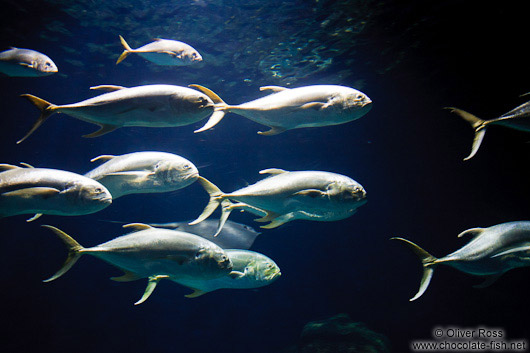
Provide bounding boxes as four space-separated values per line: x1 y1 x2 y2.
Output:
0 163 111 219
174 249 281 298
17 84 225 144
43 223 233 305
190 84 372 135
148 219 261 249
84 152 199 199
191 168 367 236
116 35 202 66
393 221 530 301
0 47 58 77
446 99 530 160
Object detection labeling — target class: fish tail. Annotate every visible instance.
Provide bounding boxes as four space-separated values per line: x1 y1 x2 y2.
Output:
18 94 58 144
189 177 232 236
445 107 488 160
116 35 133 64
391 237 439 301
42 225 85 282
189 84 229 133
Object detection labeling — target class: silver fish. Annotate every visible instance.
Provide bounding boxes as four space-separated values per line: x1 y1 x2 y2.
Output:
174 249 281 298
0 47 58 77
191 168 367 236
84 152 199 199
43 223 233 305
148 219 261 249
393 221 530 301
0 163 111 219
116 36 202 66
191 84 372 135
17 84 225 144
447 99 530 160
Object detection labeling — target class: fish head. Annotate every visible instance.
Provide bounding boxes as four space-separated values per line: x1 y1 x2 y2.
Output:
194 245 233 275
63 180 112 211
152 158 199 187
254 258 281 283
180 48 203 64
327 178 367 206
35 56 58 75
338 89 372 116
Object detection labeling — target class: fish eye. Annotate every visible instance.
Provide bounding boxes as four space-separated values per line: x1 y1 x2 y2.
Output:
95 187 102 193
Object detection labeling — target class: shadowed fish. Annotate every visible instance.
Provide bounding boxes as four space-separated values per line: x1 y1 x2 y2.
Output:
43 223 233 305
190 84 372 135
393 221 530 301
116 35 202 66
84 152 199 199
0 163 111 219
148 219 261 249
0 47 58 77
17 84 226 144
446 98 530 160
191 168 367 236
174 249 281 298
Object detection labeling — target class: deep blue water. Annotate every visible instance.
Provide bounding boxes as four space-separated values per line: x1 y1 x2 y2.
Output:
1 1 530 352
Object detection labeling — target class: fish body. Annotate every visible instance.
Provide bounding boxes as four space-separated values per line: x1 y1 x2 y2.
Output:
191 84 372 135
148 219 261 249
192 169 367 235
174 249 281 297
0 164 112 218
18 84 219 143
84 152 199 198
0 47 58 77
393 221 530 301
117 36 202 66
447 100 530 160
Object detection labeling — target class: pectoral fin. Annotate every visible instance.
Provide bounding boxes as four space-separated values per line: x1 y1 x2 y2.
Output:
229 271 245 279
257 126 286 136
492 246 530 258
2 187 60 199
111 270 142 282
102 171 154 182
293 189 327 198
134 275 169 305
300 102 326 110
82 124 119 138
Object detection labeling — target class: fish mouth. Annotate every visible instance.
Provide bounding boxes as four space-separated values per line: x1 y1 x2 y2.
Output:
185 171 200 181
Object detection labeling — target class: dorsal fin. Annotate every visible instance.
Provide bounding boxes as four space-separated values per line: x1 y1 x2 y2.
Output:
259 168 288 176
123 223 154 231
0 164 21 171
90 85 127 92
457 228 484 239
260 86 289 93
90 155 117 163
19 162 34 168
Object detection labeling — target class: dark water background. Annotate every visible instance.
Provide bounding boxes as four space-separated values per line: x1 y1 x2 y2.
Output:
1 1 530 352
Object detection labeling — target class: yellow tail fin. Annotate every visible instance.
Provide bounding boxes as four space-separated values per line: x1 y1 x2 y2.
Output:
18 94 57 144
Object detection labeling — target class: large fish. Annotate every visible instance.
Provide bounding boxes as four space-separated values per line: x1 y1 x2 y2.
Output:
116 35 202 66
148 219 261 249
43 223 233 305
174 249 281 298
191 168 367 236
0 47 58 77
190 84 372 135
0 163 112 219
84 152 199 199
17 84 225 144
393 221 530 301
447 99 530 160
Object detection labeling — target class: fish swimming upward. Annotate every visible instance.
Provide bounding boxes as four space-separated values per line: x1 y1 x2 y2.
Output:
393 221 530 301
0 47 58 77
191 168 367 236
84 152 199 199
116 35 202 66
447 98 530 160
190 84 372 135
43 223 233 305
0 163 111 219
17 84 226 144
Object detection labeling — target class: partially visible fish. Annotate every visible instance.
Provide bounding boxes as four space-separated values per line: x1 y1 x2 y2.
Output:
190 84 372 135
17 84 226 144
174 249 281 298
0 163 111 219
0 47 58 77
148 219 261 249
447 99 530 160
43 223 233 305
84 152 199 199
116 36 202 66
393 221 530 301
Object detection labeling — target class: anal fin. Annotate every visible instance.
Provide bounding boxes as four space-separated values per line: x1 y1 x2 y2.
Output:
257 126 286 136
82 124 119 138
184 288 207 298
134 275 169 305
111 270 142 282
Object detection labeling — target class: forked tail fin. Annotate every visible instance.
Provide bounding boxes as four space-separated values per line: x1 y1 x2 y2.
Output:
391 237 439 301
18 94 58 144
445 107 488 161
189 84 228 133
42 225 85 282
116 35 133 64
